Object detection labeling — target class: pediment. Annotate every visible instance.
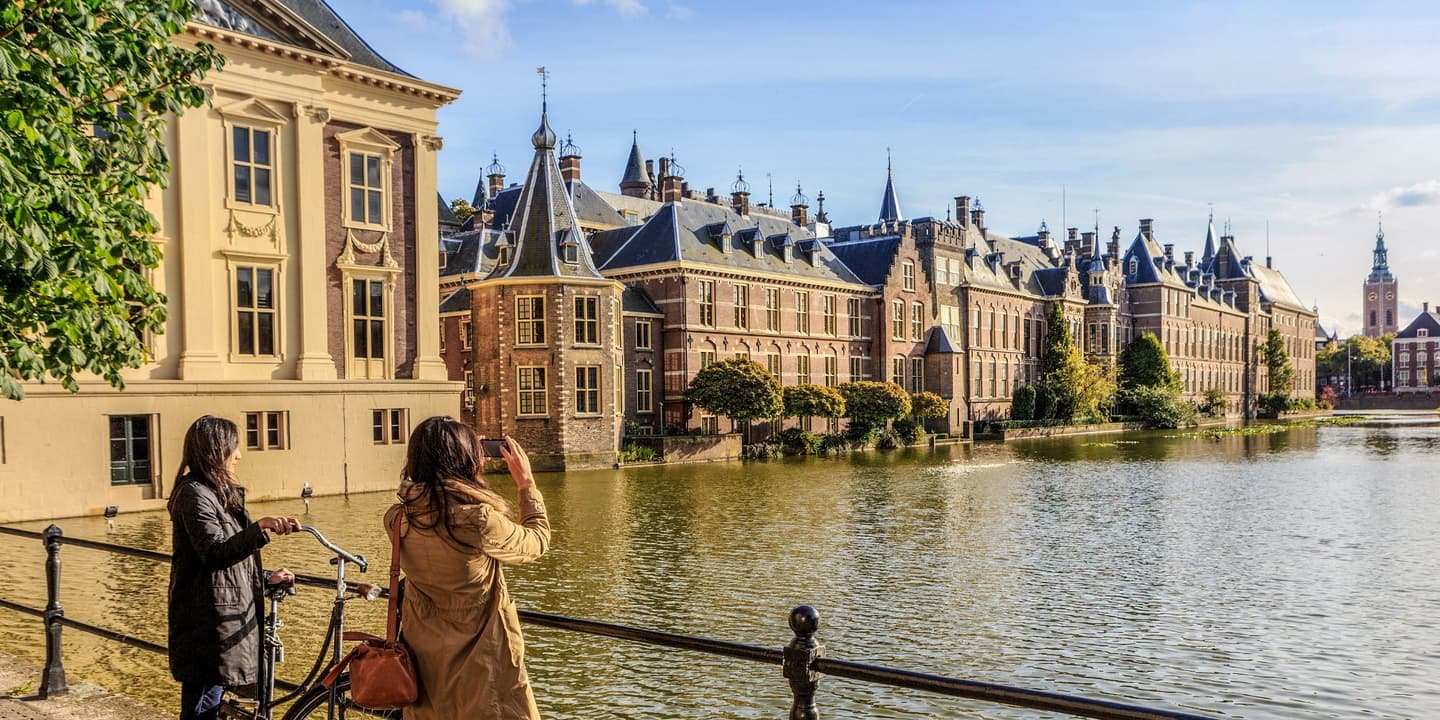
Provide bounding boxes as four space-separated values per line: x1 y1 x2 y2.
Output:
193 0 349 61
215 97 290 125
335 127 401 152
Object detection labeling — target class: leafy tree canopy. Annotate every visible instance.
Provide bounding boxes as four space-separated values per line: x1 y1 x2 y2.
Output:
685 358 782 423
838 381 911 428
910 391 948 420
1118 332 1179 391
0 0 221 399
782 384 846 419
1261 328 1295 396
449 197 475 221
1011 385 1036 421
1039 303 1114 421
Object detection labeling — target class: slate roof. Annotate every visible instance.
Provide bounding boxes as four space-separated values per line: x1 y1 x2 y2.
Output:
1202 219 1219 263
924 326 960 354
1315 322 1329 340
276 0 412 76
878 170 902 222
1249 262 1309 312
825 237 900 286
1122 230 1192 288
592 201 869 287
620 135 651 189
439 229 501 279
439 287 470 315
479 180 630 232
437 192 459 225
622 286 663 315
1396 308 1440 339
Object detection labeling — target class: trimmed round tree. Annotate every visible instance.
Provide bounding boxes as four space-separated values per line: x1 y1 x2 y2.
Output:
783 384 846 421
838 381 911 433
685 358 783 438
910 391 949 430
1119 332 1178 390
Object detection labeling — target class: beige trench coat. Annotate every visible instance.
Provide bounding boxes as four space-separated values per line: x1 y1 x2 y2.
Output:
384 479 550 720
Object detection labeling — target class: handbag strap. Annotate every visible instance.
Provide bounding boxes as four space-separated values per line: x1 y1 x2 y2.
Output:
384 509 404 644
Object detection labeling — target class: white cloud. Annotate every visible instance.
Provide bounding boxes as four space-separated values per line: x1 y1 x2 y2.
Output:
1366 180 1440 211
665 3 693 19
434 0 511 53
572 0 648 16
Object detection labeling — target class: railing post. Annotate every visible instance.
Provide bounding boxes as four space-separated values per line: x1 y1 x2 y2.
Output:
39 524 68 698
783 605 823 720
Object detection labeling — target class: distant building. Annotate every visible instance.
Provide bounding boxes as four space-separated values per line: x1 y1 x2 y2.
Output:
0 0 460 522
1363 221 1399 338
1392 303 1440 393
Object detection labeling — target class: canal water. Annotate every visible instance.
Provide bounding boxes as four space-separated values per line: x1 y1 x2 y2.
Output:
1 423 1437 718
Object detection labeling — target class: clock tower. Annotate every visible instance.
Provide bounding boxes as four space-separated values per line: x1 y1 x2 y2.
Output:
1363 219 1398 338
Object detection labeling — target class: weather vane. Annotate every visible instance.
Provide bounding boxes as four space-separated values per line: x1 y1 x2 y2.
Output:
536 66 549 111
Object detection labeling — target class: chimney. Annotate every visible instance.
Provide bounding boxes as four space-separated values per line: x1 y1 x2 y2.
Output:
1081 231 1096 254
487 170 505 197
1424 302 1430 313
559 155 580 183
955 196 971 228
1163 243 1174 262
1067 227 1079 243
971 207 985 230
1139 218 1154 240
732 190 750 216
791 203 808 226
1184 250 1194 266
1266 255 1273 269
662 176 683 203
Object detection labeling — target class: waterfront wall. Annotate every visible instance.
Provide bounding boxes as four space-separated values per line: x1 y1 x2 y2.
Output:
1335 393 1440 411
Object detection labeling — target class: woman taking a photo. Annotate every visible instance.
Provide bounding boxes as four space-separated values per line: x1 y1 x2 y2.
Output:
386 417 551 720
167 415 300 720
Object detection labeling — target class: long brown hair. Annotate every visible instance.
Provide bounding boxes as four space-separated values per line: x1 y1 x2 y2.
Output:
169 415 244 515
400 416 509 547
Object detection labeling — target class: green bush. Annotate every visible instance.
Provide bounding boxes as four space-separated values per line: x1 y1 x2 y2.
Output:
1033 385 1056 420
618 443 658 463
1259 392 1291 416
1121 385 1197 429
775 428 822 455
1199 387 1228 418
893 418 924 445
819 433 850 455
742 441 781 459
1012 385 1037 421
874 429 901 450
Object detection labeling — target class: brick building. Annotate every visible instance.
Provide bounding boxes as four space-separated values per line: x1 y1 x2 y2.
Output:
1362 220 1399 338
1393 304 1440 393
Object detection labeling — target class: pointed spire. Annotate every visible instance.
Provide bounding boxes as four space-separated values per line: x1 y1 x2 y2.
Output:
619 130 651 194
878 150 902 222
1369 211 1392 280
1202 207 1219 263
471 173 488 208
489 102 604 281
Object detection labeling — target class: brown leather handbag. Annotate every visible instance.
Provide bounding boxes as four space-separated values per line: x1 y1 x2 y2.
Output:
321 511 418 709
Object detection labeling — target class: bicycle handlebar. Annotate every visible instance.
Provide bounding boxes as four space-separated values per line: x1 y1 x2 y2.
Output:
298 525 368 572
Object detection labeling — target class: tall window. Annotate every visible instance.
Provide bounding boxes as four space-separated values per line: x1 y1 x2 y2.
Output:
464 371 475 404
636 369 653 413
902 262 915 291
462 319 472 349
974 360 983 397
574 296 599 345
848 298 863 337
1024 318 1033 357
576 366 600 414
765 288 780 331
822 295 837 335
767 353 781 380
700 350 716 369
235 266 277 356
891 356 904 386
348 151 385 225
636 320 652 350
698 280 716 327
850 356 865 381
371 409 407 444
824 356 838 386
516 296 545 345
231 126 272 206
438 320 446 353
911 303 923 341
1000 311 1009 348
797 355 811 385
517 367 547 415
891 301 904 340
351 278 385 374
910 357 924 394
734 284 749 329
989 359 997 397
796 291 811 334
109 415 152 485
245 411 287 451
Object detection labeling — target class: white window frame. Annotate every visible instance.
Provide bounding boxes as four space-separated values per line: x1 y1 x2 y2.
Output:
216 98 287 216
371 408 408 445
335 127 400 233
515 295 547 347
574 295 600 346
575 365 602 416
244 411 289 451
636 369 654 414
636 320 652 350
902 261 915 291
225 256 284 361
517 366 548 417
344 272 395 379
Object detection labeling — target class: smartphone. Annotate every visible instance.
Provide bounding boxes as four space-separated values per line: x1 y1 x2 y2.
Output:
480 438 507 459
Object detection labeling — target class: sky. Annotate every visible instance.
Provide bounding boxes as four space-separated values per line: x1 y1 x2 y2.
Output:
332 0 1440 337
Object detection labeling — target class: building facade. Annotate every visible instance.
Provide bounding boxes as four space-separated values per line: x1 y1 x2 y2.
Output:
1363 221 1399 338
1393 304 1440 393
0 0 460 522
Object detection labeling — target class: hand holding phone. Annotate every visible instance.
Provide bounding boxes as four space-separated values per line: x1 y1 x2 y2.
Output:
480 438 508 459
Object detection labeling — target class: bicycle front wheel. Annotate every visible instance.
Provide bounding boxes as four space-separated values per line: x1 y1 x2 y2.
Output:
281 674 402 720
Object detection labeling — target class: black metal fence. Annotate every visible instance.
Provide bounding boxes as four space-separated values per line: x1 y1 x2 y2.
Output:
0 523 1222 720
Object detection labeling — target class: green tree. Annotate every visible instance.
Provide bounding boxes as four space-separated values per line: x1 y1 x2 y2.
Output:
449 197 476 221
685 358 783 436
1039 302 1077 380
838 381 911 431
1011 385 1036 421
1260 328 1296 396
910 391 948 430
1039 303 1114 421
782 384 846 420
1317 334 1392 391
1125 384 1197 429
0 1 222 400
1118 332 1179 391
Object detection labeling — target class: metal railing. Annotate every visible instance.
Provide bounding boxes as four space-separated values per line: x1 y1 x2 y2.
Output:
0 523 1221 720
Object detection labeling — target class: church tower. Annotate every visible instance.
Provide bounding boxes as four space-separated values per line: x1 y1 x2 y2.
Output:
1363 219 1398 338
466 92 625 471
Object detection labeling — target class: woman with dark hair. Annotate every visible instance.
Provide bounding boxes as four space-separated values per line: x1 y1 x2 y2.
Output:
384 417 550 720
167 415 300 720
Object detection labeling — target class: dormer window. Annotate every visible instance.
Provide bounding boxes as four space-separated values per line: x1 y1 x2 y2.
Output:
563 242 579 264
1128 258 1138 275
498 246 512 266
1420 329 1431 337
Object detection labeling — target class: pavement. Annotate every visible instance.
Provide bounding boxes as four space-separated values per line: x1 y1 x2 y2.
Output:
0 653 164 720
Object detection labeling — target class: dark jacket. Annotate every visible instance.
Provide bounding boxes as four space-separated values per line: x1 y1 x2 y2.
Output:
167 479 270 686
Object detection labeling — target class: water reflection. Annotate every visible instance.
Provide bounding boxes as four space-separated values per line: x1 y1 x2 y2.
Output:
1 424 1437 718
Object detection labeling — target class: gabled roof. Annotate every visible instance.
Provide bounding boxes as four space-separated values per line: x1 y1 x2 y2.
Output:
437 192 459 225
486 110 606 281
592 201 869 287
1397 308 1440 339
825 237 900 287
439 287 470 315
622 286 663 315
1122 230 1191 288
1249 262 1309 312
924 326 960 355
195 0 414 76
440 229 503 279
1202 219 1219 263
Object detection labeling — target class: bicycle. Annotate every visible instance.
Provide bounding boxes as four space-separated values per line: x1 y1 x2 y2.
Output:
219 525 399 720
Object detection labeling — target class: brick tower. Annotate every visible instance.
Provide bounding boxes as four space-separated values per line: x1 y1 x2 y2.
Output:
467 103 625 471
1363 219 1398 338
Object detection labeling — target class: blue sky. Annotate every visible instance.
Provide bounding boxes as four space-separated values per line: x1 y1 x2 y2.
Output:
335 0 1440 336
